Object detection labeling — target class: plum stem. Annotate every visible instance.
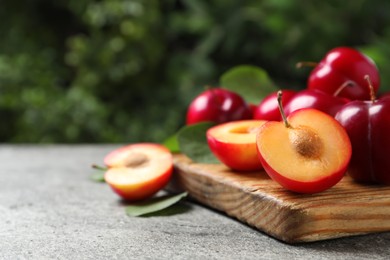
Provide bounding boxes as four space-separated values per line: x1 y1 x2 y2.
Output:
364 75 376 102
277 90 291 128
296 61 318 69
333 80 355 97
92 164 108 171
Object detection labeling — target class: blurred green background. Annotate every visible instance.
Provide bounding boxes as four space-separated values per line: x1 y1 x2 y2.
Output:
1 0 390 143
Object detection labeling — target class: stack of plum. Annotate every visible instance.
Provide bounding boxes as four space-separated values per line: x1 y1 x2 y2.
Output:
101 47 390 201
189 47 390 193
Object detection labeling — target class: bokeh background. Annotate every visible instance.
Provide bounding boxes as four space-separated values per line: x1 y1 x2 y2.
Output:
1 0 390 143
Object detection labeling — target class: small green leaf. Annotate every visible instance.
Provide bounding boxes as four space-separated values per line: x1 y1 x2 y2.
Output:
220 65 277 104
163 133 180 153
90 171 105 182
90 164 107 182
125 192 188 217
177 122 219 164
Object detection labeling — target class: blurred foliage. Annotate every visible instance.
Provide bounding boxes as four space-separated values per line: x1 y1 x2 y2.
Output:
1 0 390 143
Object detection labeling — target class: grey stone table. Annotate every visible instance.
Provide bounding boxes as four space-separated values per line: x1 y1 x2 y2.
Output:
1 145 390 260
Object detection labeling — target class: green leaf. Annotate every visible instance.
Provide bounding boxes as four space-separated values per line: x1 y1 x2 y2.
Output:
220 65 277 104
163 133 180 153
177 122 219 164
90 164 107 182
90 171 105 182
125 192 188 217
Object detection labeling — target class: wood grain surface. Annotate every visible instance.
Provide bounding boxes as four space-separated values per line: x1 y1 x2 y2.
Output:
171 154 390 243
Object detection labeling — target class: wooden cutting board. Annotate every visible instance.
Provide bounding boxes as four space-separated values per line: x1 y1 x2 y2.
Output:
170 154 390 243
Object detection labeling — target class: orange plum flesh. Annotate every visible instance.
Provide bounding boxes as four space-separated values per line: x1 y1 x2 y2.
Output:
256 109 352 193
207 120 267 171
104 143 173 201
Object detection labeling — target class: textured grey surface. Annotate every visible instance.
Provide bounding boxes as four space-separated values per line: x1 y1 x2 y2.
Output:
1 145 390 260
